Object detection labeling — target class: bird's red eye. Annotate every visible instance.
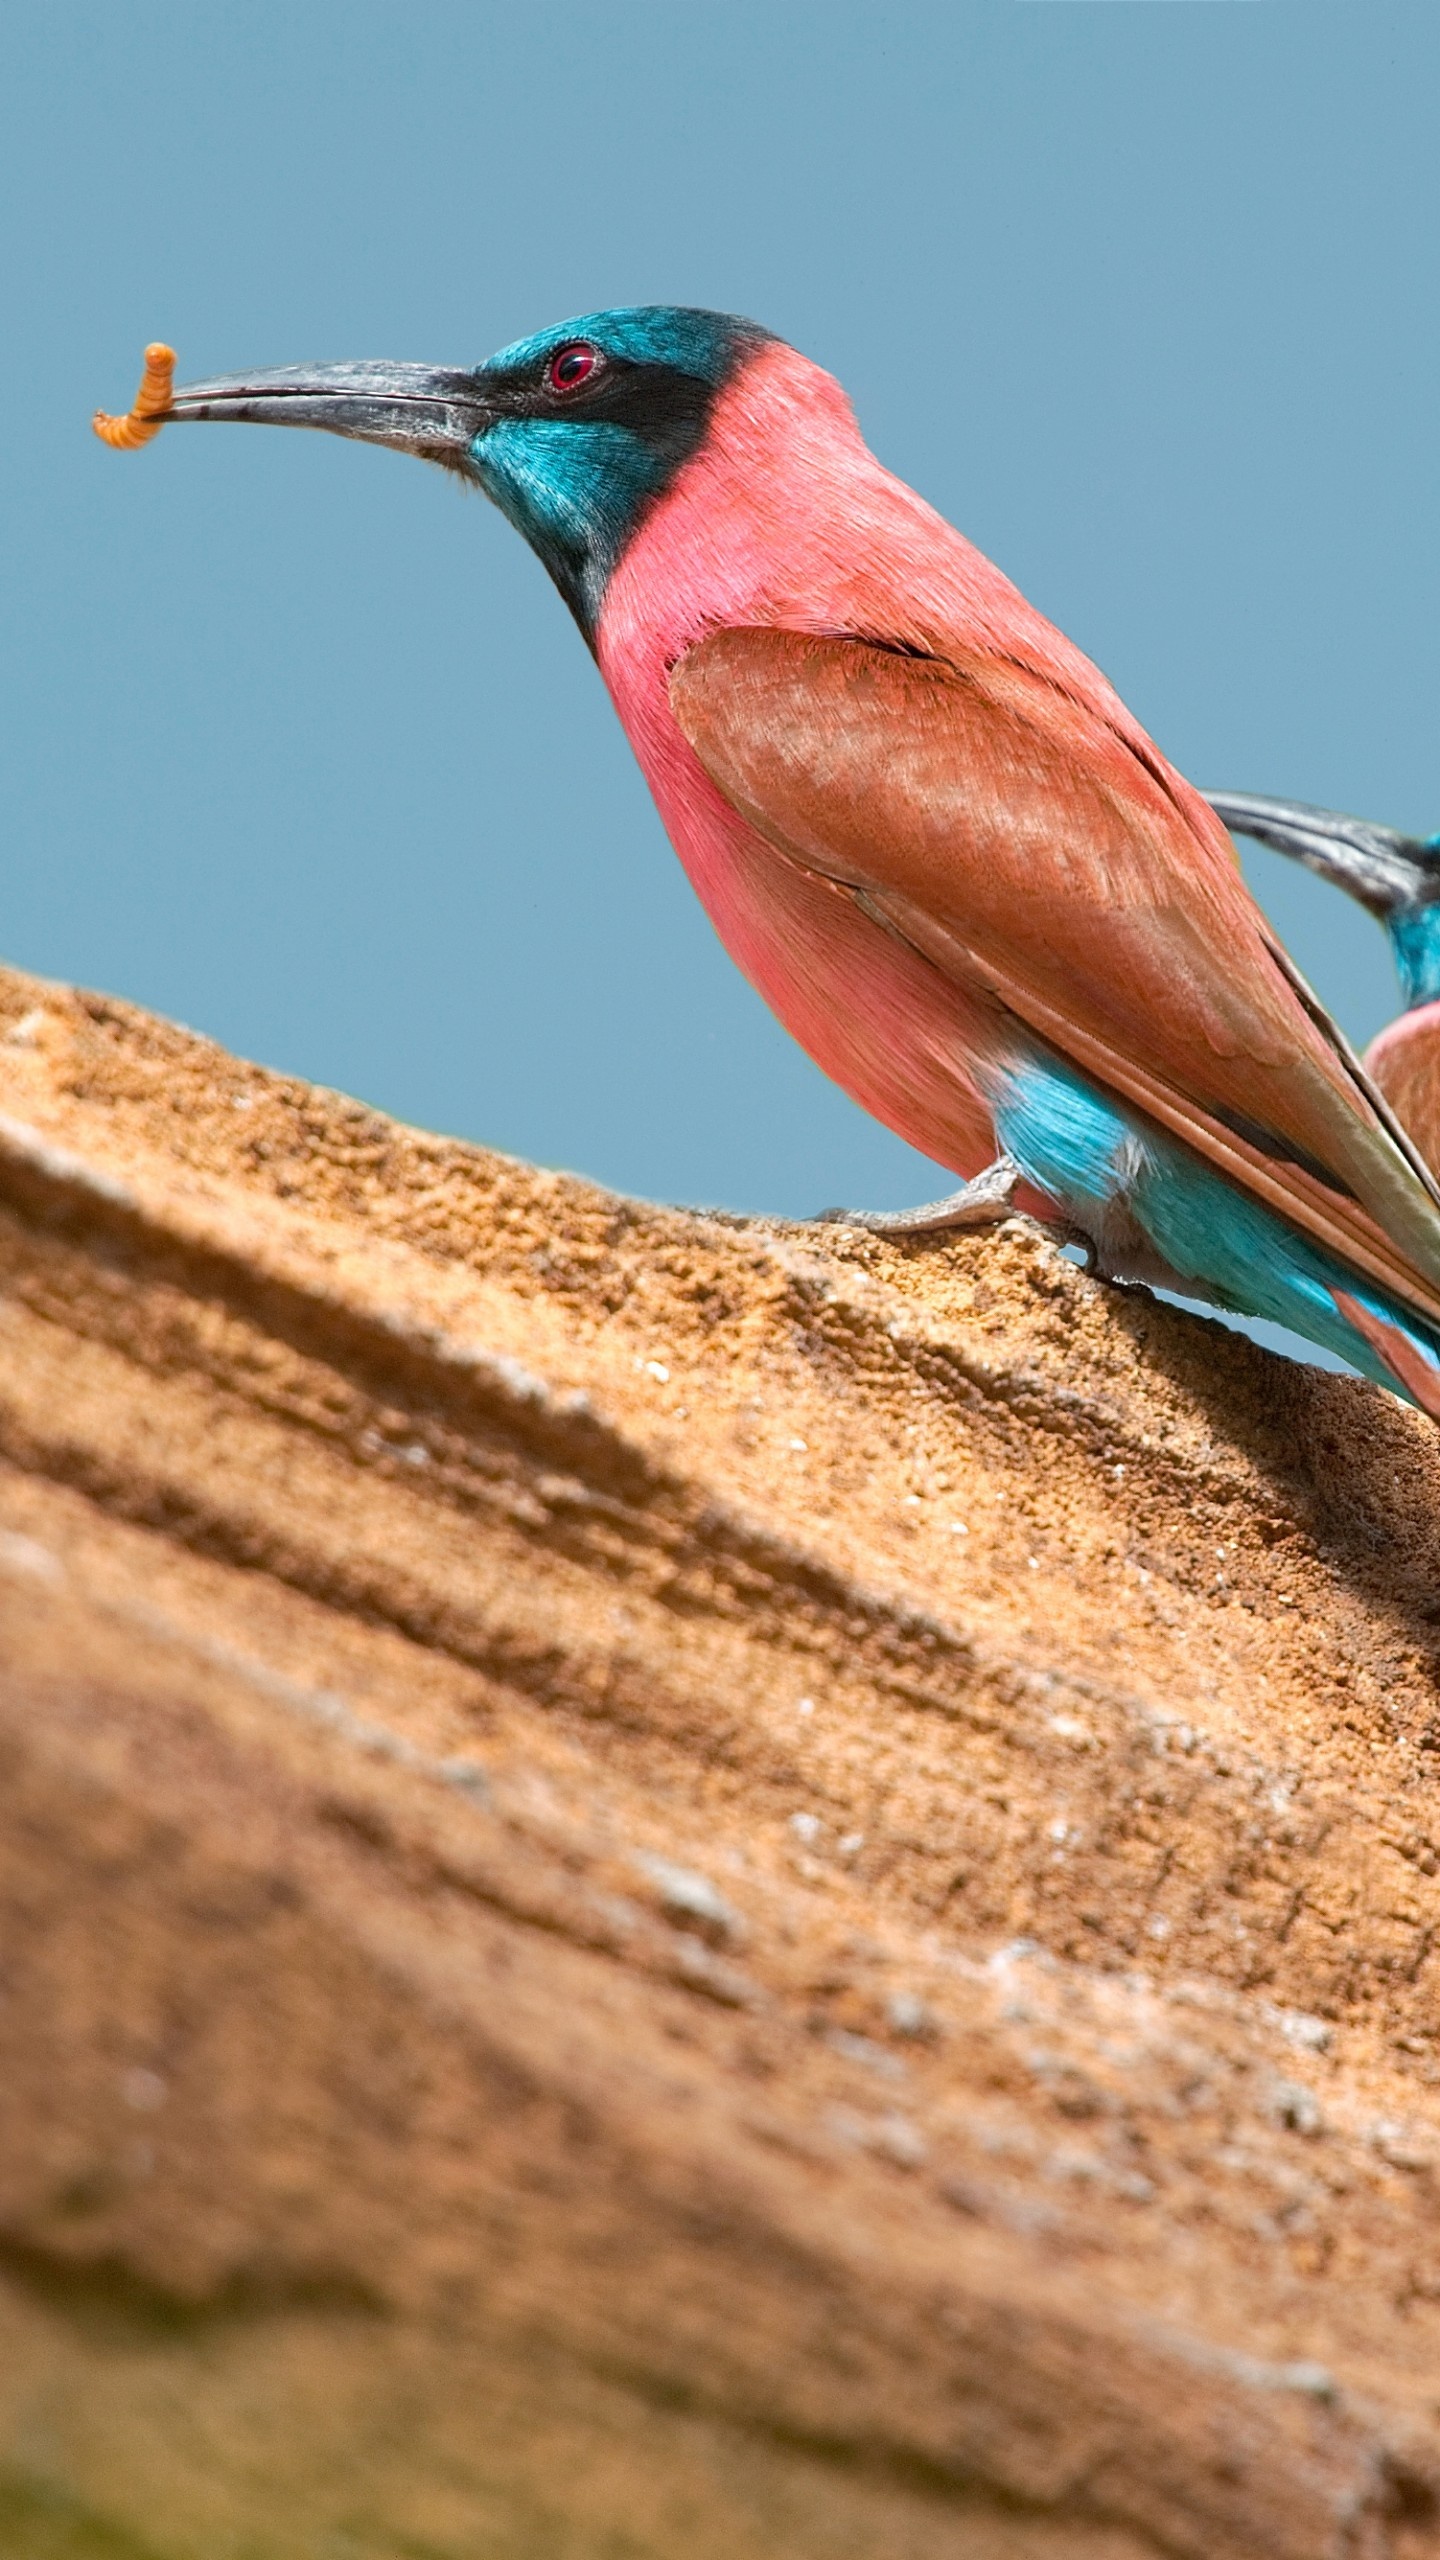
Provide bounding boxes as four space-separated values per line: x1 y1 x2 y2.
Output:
549 342 599 394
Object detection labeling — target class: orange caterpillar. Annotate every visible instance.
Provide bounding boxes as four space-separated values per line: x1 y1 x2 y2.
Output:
93 343 176 450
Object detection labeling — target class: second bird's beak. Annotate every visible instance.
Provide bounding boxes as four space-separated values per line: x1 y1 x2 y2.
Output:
164 360 489 464
1207 790 1436 919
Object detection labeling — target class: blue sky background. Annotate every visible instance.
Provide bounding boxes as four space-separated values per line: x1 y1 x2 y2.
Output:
4 2 1439 1237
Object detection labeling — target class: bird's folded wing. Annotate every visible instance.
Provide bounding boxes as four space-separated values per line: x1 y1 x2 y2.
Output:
669 626 1440 1324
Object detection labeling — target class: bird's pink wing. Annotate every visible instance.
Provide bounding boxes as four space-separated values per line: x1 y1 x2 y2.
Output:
669 626 1440 1326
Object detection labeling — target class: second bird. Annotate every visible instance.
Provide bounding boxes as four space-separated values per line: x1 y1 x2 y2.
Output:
1208 792 1440 1185
135 306 1440 1415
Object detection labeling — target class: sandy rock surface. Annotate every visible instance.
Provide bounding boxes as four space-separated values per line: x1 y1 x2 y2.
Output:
1 961 1439 2557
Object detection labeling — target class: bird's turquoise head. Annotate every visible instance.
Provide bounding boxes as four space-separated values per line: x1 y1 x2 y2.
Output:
164 306 772 641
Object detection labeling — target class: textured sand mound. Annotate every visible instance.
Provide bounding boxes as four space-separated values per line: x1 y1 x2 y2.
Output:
1 960 1439 2558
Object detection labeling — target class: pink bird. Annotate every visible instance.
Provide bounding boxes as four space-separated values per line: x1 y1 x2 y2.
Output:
123 307 1440 1415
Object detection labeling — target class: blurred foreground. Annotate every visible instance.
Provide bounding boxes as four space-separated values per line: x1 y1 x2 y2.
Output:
0 965 1438 2557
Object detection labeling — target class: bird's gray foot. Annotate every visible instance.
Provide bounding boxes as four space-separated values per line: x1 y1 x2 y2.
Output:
814 1154 1020 1238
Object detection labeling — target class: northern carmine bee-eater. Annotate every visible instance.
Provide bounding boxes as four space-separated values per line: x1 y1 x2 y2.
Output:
1210 791 1440 1187
97 310 1440 1416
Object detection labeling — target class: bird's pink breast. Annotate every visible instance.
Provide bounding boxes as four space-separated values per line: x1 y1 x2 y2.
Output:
1367 1004 1440 1177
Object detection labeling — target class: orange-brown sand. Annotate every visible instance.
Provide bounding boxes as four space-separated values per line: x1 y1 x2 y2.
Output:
1 959 1438 2557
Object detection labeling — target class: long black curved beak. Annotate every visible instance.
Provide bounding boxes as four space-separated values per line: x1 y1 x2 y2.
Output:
1206 788 1440 918
164 360 490 464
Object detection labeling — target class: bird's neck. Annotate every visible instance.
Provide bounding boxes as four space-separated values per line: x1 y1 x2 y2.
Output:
596 338 1129 717
1389 904 1440 1010
598 341 888 671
